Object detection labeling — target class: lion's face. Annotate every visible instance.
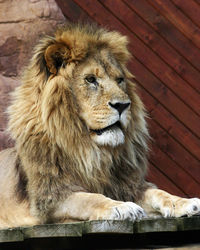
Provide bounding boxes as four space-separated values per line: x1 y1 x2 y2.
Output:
35 25 135 148
71 50 131 147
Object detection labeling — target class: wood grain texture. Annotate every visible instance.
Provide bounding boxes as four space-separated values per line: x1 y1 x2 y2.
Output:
147 163 186 197
149 0 200 49
125 0 200 92
0 217 200 242
55 0 200 197
149 119 200 185
124 0 200 71
171 0 200 28
139 86 200 161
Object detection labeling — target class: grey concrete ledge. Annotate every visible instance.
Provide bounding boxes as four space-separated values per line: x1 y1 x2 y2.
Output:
0 216 200 243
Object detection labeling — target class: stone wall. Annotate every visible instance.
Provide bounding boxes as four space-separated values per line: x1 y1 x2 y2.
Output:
0 0 66 150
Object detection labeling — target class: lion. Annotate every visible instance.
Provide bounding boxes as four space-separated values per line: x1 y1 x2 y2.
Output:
0 23 199 228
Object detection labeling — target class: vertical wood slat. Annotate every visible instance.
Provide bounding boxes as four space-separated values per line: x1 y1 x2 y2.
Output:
55 0 200 197
148 119 200 184
124 0 200 93
148 0 200 49
139 87 200 161
147 163 187 197
150 145 200 197
128 59 200 139
171 0 200 28
55 0 93 22
124 0 200 71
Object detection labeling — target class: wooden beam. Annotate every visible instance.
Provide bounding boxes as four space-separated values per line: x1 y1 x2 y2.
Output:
0 217 200 249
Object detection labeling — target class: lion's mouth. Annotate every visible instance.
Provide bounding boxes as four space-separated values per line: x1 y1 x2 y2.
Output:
91 121 122 136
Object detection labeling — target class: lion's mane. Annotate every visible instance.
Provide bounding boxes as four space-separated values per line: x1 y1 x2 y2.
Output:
7 23 150 216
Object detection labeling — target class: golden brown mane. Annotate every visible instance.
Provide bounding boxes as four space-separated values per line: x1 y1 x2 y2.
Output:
7 23 149 201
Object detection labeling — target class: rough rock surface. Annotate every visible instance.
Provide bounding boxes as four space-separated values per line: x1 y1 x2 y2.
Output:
0 0 66 150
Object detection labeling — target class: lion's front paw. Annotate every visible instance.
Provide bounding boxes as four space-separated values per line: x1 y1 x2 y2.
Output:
175 198 200 217
161 198 200 218
90 201 146 222
111 202 146 221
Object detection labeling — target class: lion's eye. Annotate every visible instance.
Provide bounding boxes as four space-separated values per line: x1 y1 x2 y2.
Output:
116 77 124 84
85 76 97 85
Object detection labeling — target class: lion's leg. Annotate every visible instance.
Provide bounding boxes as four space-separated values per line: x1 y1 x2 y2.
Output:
0 200 39 229
53 192 146 222
138 188 200 218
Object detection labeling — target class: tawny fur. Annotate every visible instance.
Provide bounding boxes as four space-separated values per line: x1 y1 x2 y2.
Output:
0 23 199 228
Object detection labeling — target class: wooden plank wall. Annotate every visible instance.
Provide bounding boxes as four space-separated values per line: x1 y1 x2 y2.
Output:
55 0 200 198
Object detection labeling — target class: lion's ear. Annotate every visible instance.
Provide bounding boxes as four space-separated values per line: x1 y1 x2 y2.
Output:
44 43 71 75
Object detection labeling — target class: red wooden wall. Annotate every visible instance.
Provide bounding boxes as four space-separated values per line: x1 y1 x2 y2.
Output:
55 0 200 198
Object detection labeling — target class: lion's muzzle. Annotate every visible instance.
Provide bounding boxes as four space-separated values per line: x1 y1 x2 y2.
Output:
108 101 130 116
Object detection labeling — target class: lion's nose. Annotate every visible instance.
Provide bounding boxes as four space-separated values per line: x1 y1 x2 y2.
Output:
109 101 131 115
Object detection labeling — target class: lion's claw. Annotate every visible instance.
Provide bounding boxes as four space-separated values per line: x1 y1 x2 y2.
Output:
109 202 146 221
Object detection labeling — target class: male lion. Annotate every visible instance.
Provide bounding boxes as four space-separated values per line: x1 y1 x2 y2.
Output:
0 23 199 228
